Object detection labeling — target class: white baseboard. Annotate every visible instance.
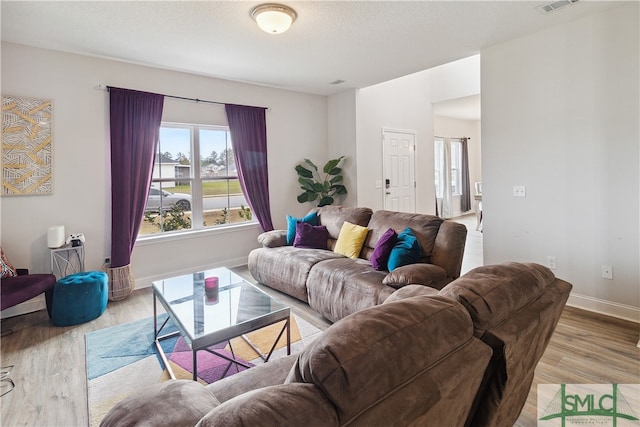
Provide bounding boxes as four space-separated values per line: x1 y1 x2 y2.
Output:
133 256 249 289
567 292 640 324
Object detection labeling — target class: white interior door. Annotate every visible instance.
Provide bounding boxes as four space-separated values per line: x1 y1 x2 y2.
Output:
382 130 416 212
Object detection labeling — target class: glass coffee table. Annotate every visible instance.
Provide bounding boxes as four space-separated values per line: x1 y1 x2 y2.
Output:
152 267 290 381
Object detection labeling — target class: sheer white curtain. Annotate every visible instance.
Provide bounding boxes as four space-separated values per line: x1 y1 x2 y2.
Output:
435 137 453 219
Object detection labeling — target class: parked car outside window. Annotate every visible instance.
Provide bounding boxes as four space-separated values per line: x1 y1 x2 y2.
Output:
145 188 191 211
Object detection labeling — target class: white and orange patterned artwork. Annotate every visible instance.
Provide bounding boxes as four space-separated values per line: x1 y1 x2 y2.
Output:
1 95 53 195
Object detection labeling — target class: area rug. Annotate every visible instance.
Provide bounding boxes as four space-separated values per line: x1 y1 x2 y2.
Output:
86 313 322 427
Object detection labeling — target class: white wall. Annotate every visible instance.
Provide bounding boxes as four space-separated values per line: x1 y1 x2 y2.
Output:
434 116 482 217
430 54 480 104
356 70 435 213
1 42 328 314
327 89 357 207
481 3 639 321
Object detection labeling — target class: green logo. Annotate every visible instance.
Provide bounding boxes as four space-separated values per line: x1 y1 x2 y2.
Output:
538 384 640 426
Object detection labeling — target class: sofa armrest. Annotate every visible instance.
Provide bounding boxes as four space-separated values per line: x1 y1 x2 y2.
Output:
198 383 338 427
258 230 288 248
205 353 298 403
382 263 449 290
430 220 467 280
384 284 440 304
101 380 220 427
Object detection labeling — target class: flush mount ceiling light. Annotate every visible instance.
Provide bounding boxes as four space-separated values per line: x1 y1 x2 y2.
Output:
251 3 297 34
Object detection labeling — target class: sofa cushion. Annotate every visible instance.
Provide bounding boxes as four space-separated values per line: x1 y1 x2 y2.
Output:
286 295 487 425
387 228 423 271
293 222 328 249
316 206 373 250
370 228 397 271
362 210 443 262
333 221 369 259
248 247 343 303
306 258 393 322
382 263 448 289
286 212 319 245
101 380 220 427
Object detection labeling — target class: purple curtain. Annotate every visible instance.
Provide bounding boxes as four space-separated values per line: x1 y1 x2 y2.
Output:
460 137 471 212
224 104 274 231
109 88 164 268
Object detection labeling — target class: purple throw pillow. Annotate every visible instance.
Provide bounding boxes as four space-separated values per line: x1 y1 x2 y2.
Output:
293 221 328 250
370 228 398 271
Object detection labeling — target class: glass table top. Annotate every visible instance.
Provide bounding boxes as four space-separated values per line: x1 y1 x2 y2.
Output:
152 267 289 348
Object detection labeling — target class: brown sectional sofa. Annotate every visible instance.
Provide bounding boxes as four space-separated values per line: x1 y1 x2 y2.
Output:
101 262 572 427
248 206 468 322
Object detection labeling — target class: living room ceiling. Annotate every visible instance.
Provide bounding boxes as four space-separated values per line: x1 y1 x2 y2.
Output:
1 1 622 96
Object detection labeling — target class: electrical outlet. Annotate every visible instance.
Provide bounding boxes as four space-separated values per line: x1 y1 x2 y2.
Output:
547 256 557 269
601 265 613 280
104 257 111 265
513 186 526 197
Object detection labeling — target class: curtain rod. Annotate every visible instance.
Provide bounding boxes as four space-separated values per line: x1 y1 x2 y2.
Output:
435 136 471 140
97 84 269 110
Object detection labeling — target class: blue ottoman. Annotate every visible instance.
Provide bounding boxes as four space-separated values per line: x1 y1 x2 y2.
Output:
46 271 108 326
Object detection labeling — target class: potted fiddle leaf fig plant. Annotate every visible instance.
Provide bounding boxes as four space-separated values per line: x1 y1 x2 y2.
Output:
295 156 348 207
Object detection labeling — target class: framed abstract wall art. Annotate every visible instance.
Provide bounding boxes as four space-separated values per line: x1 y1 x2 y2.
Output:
1 95 53 196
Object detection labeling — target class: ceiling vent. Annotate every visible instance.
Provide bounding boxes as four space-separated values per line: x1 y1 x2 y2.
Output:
536 0 579 14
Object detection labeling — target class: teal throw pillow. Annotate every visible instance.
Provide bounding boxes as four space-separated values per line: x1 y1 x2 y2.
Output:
387 227 423 272
286 211 319 245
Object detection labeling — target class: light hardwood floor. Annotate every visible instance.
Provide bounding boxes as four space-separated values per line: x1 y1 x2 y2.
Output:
1 217 638 426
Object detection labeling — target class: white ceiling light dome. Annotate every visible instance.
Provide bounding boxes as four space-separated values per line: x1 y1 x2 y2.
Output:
251 3 297 34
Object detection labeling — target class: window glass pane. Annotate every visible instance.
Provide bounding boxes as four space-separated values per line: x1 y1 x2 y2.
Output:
141 182 193 235
156 127 191 179
200 128 230 178
201 179 250 227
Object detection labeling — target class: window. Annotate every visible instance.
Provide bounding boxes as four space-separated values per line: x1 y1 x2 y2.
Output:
434 137 462 198
139 123 254 237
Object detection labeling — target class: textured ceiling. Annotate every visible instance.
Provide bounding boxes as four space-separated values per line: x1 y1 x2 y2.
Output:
1 1 623 96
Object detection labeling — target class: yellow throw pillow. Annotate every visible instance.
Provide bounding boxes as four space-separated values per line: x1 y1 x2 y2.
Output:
334 221 369 259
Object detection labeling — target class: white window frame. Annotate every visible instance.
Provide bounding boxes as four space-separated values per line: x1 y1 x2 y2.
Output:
137 122 255 240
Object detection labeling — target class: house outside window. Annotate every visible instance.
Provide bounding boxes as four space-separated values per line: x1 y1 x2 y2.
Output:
139 123 254 237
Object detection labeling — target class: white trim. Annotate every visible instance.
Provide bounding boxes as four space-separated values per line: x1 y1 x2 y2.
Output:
132 256 249 289
135 222 261 246
567 292 640 324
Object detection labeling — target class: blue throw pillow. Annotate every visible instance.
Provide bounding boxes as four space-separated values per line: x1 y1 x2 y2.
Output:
286 211 319 245
387 227 423 272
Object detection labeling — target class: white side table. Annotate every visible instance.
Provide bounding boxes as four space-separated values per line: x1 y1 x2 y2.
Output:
50 245 85 280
